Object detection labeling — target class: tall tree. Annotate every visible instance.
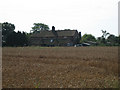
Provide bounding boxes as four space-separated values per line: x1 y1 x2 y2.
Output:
2 22 15 46
2 22 29 46
6 31 16 46
2 22 15 36
81 34 96 43
31 23 49 33
101 30 110 39
97 30 110 45
107 34 119 46
6 31 28 46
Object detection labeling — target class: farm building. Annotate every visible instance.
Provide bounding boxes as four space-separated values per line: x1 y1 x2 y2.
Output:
30 26 81 46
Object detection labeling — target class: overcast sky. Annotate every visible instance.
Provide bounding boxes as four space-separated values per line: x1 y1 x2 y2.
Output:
0 0 119 37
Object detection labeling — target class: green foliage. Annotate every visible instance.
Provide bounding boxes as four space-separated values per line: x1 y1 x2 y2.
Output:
81 34 96 43
2 22 15 46
2 22 15 36
119 35 120 45
97 30 119 46
107 34 119 46
2 22 120 47
5 31 28 46
101 30 110 39
2 22 28 47
31 23 49 33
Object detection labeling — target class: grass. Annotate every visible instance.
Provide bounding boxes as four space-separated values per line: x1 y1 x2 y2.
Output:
2 46 119 88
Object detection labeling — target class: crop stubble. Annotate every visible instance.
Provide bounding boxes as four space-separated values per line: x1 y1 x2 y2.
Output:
2 47 118 88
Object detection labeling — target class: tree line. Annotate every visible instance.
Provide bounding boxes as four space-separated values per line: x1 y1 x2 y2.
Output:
2 22 29 46
81 30 120 46
2 22 120 46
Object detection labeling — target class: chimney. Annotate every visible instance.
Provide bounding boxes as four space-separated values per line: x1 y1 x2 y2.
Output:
52 26 58 37
79 32 81 40
52 26 55 31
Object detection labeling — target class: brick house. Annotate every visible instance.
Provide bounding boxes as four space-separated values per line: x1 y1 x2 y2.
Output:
30 26 81 46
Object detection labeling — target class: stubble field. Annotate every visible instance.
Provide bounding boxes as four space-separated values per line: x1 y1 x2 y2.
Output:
2 47 119 88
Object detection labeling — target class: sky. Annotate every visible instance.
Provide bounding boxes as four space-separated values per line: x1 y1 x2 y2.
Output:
0 0 119 38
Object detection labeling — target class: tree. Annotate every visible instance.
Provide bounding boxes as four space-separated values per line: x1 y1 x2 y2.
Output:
2 22 28 46
101 30 110 39
2 22 15 46
22 32 29 46
96 30 110 46
2 22 15 36
118 35 120 45
6 31 16 46
107 34 119 46
6 31 28 46
81 34 96 43
31 23 49 33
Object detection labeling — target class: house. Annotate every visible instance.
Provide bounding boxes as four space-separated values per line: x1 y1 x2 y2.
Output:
30 26 81 46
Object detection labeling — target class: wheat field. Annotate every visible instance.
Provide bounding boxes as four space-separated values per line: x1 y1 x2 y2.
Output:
2 46 119 88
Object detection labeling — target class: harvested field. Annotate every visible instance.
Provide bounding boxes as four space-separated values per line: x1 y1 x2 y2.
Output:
2 47 119 88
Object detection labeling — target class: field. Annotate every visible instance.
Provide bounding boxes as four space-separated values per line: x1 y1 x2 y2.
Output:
2 47 119 88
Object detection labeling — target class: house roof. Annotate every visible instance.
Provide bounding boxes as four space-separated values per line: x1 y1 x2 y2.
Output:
31 30 55 38
57 30 77 37
31 30 77 38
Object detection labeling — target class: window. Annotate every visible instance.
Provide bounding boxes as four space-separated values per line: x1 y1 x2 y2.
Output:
64 36 67 38
50 39 53 42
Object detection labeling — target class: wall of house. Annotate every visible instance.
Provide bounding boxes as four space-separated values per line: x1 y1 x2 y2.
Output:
30 37 58 46
30 37 41 45
73 31 81 44
42 37 58 46
30 31 81 46
57 36 74 46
